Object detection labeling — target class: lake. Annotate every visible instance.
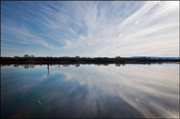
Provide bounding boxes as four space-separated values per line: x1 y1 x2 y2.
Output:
1 63 179 118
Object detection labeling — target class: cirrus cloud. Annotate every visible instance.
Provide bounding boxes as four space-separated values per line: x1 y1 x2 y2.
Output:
1 1 179 57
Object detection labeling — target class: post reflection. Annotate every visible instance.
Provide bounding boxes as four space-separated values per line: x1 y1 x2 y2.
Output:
47 64 49 76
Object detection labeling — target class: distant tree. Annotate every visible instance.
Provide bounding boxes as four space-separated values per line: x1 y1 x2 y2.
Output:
14 56 19 58
13 56 20 62
24 54 29 58
115 56 121 59
75 56 80 58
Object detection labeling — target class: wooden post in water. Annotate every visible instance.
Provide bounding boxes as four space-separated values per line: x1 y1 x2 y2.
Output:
47 63 49 76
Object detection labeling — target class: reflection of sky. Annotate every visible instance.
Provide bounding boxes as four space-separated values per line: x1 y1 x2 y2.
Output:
1 1 179 57
1 64 179 118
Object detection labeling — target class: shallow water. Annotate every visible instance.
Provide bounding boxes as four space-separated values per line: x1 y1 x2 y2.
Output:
1 63 179 118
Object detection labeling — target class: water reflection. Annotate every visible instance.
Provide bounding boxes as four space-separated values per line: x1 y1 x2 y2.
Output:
0 62 170 69
1 63 179 118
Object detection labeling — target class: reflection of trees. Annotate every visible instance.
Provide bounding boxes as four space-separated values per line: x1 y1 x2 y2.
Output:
22 64 35 69
75 64 80 67
159 62 162 65
103 64 109 66
14 64 19 67
63 64 69 67
1 62 178 69
29 64 35 68
97 64 101 66
115 64 121 67
24 64 29 69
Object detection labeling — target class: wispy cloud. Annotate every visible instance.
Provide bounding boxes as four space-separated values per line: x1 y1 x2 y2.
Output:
1 1 179 57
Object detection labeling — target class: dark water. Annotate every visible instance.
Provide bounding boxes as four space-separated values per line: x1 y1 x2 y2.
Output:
1 63 179 118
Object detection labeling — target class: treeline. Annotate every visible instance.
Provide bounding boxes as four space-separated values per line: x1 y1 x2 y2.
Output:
125 57 180 62
0 54 179 64
0 54 125 63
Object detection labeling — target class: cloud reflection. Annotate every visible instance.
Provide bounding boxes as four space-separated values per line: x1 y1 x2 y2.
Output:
1 64 179 118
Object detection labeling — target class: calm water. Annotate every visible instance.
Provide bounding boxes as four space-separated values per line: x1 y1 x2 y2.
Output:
1 63 179 118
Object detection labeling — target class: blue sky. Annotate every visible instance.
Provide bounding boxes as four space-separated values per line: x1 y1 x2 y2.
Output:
1 1 179 57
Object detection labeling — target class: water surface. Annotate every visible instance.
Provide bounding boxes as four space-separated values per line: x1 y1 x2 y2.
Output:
1 63 179 118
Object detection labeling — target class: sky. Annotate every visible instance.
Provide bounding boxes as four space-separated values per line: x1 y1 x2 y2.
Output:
1 1 179 57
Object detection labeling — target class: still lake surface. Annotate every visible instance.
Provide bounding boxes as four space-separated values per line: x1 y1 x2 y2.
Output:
1 63 179 118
